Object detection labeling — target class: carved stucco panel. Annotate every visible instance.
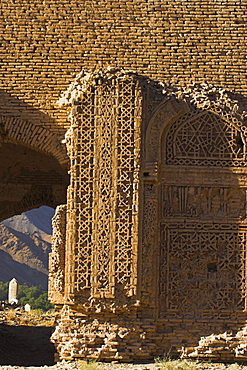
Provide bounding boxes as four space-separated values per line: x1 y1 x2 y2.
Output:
48 204 66 304
143 94 247 318
145 99 188 163
62 73 142 306
141 183 158 310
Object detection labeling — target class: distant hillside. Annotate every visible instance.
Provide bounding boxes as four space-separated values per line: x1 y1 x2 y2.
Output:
0 206 54 289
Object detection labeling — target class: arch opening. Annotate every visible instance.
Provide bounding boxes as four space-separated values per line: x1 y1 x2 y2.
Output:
0 205 55 290
0 114 68 366
0 141 69 222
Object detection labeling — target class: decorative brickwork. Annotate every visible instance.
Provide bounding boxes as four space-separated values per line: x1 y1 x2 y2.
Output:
49 70 247 362
0 0 246 363
0 115 67 166
61 71 142 305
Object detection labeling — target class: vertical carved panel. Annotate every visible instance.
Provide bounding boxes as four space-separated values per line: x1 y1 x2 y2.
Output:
92 77 141 298
65 73 141 302
48 204 66 303
141 183 158 308
114 79 141 296
92 81 116 296
65 88 95 295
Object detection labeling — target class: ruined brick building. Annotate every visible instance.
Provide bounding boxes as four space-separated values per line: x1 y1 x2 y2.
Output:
0 0 247 362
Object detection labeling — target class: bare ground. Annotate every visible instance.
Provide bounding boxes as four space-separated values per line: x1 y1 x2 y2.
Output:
1 312 247 370
1 362 247 370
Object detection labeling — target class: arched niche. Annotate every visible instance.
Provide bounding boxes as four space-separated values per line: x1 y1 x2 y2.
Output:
142 96 247 317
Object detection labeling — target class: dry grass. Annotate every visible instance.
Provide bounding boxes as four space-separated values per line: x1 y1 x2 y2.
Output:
78 360 101 370
0 308 56 326
155 358 242 370
155 358 198 370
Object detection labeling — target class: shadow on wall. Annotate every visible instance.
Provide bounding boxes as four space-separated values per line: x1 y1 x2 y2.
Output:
0 324 56 366
0 90 70 221
0 142 69 221
0 89 58 130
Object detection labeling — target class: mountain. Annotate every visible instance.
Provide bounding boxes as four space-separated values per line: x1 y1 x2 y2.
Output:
2 206 54 239
0 206 54 289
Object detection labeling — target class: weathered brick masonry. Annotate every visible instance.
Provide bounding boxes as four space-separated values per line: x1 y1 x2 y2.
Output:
0 0 246 133
49 69 247 362
0 0 247 363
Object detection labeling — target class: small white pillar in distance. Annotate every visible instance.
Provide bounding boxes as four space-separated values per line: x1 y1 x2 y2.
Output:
8 278 19 304
24 304 31 312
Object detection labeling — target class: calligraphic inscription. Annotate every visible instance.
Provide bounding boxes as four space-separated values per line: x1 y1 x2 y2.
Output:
162 185 246 219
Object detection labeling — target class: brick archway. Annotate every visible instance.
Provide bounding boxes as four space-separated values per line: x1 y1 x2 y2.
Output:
0 115 68 166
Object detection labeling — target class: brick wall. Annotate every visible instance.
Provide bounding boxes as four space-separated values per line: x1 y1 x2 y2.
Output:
0 0 246 134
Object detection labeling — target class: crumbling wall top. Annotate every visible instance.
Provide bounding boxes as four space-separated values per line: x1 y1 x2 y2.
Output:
58 68 247 125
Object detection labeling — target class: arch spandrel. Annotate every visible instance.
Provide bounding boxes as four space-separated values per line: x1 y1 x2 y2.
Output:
144 98 189 168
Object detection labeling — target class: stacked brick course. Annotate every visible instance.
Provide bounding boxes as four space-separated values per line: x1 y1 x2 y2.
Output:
1 0 247 362
0 0 246 133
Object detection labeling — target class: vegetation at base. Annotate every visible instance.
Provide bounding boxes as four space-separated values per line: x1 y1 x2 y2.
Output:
0 281 53 311
155 357 197 370
227 365 242 370
78 361 101 370
0 281 8 301
154 357 242 370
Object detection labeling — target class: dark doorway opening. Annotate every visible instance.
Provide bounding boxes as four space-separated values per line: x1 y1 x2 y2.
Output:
0 324 56 366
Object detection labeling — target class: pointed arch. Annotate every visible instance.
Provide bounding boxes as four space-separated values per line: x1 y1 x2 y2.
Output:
144 94 247 171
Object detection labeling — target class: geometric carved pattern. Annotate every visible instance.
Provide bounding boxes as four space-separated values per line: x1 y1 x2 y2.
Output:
48 204 66 304
50 76 247 361
158 108 247 316
141 184 157 307
65 87 95 293
162 185 246 219
166 111 247 166
160 223 247 312
141 100 247 321
94 82 115 293
113 79 141 292
65 74 141 300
